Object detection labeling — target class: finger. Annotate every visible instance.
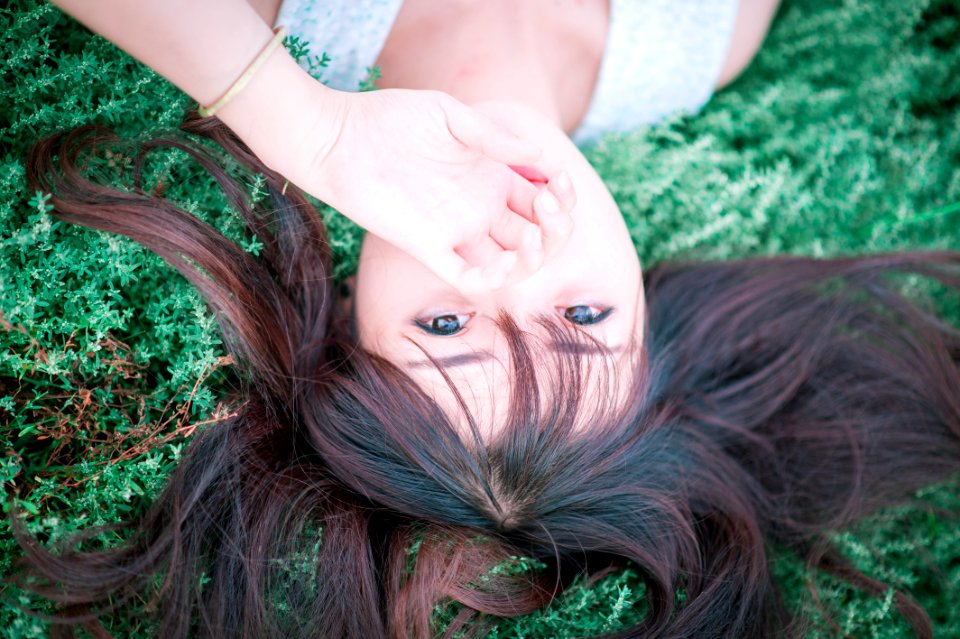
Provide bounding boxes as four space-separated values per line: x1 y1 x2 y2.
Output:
488 209 544 272
461 250 518 292
534 187 574 261
481 128 542 166
534 171 576 261
417 249 474 289
417 246 516 294
507 168 577 222
506 173 540 222
456 234 505 268
549 170 577 213
445 101 542 165
505 169 574 265
457 235 523 291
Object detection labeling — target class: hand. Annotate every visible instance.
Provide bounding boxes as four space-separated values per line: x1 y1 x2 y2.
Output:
280 87 575 292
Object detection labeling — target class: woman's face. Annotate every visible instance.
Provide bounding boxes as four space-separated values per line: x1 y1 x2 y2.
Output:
354 101 644 436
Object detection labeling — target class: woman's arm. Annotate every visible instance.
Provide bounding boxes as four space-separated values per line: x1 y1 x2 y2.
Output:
47 0 574 291
48 0 337 175
48 0 294 107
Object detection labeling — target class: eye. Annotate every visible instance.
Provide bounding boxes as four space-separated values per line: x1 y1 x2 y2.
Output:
414 312 473 336
562 305 614 326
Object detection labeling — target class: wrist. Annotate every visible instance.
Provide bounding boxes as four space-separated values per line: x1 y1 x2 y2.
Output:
199 26 288 118
215 44 347 187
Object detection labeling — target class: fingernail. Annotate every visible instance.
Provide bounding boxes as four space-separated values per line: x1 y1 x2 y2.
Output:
555 171 572 195
538 190 560 215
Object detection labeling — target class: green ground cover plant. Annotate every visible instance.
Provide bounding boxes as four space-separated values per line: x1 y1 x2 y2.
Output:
1 0 959 636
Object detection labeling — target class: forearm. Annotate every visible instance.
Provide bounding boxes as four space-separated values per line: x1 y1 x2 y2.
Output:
49 0 342 179
51 0 280 105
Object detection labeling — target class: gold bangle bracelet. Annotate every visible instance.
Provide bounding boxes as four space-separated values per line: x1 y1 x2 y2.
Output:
198 25 287 118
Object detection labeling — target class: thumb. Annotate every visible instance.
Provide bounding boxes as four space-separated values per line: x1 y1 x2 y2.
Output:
445 100 542 165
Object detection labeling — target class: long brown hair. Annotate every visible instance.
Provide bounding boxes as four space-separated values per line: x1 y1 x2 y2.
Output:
9 115 960 638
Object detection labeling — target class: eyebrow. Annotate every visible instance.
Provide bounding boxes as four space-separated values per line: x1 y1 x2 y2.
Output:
406 343 624 369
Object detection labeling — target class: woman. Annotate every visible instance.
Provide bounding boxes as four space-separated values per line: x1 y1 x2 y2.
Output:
271 0 778 429
10 0 960 638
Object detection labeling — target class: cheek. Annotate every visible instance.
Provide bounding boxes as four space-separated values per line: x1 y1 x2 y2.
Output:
352 301 385 353
632 277 647 346
552 227 640 285
354 236 404 351
355 234 457 353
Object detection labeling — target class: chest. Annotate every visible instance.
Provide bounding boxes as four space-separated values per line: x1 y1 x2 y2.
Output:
374 0 609 133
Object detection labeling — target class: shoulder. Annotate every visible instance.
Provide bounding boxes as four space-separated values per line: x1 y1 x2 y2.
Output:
715 0 782 89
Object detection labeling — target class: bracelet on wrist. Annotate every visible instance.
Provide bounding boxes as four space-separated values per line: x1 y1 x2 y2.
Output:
198 25 287 118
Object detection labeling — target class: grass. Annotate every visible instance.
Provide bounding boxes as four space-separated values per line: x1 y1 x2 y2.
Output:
1 0 959 636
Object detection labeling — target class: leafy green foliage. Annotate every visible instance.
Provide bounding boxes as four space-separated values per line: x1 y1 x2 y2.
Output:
1 0 959 636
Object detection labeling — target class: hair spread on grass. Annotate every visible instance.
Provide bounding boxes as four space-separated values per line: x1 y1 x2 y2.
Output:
9 115 960 638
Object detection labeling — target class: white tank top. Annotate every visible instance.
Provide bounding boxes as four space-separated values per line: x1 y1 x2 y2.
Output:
275 0 739 144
